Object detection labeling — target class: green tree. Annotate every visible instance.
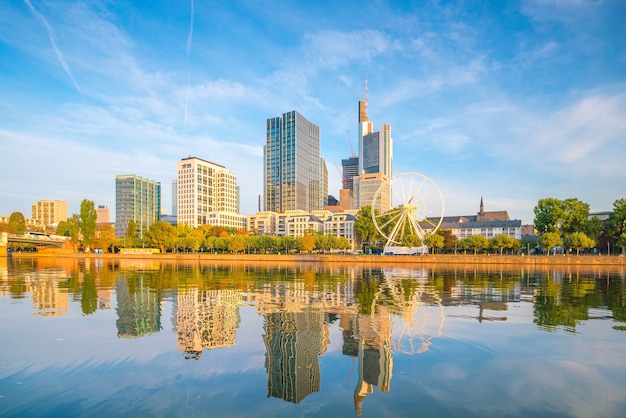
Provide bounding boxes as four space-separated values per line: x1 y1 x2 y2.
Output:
609 198 626 240
401 233 422 248
228 236 245 254
354 206 379 248
490 234 517 255
533 198 565 234
144 221 177 253
585 216 604 242
561 198 590 235
466 234 489 254
564 232 595 255
79 199 97 245
424 233 444 254
126 219 137 238
56 220 71 237
615 232 626 255
539 231 563 255
68 214 81 249
8 212 26 234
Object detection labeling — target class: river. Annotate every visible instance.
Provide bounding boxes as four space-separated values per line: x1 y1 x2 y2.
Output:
1 257 625 417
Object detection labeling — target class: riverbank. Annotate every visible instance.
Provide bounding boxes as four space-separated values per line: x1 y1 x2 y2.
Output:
8 250 626 267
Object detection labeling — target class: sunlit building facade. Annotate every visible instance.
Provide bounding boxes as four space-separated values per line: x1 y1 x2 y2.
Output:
176 156 244 229
115 175 161 238
264 111 322 213
31 200 68 228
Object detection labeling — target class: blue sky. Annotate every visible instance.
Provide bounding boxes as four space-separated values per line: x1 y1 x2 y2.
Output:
1 0 625 225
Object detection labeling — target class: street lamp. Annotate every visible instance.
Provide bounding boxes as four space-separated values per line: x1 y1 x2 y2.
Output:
608 242 610 256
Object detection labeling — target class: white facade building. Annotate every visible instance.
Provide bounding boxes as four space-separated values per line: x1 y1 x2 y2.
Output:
176 156 244 229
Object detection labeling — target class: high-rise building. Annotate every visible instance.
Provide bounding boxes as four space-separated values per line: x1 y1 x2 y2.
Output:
115 174 161 238
96 205 111 225
354 98 393 211
321 157 328 208
31 200 68 227
341 156 359 191
264 110 322 213
176 156 243 229
171 179 178 216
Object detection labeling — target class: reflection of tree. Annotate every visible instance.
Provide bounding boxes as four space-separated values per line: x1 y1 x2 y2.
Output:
81 271 98 315
608 277 626 324
533 275 595 333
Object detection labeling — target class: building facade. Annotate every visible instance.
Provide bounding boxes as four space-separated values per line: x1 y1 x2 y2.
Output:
176 156 243 229
96 205 110 225
264 111 322 213
31 200 68 228
354 99 393 210
115 175 161 238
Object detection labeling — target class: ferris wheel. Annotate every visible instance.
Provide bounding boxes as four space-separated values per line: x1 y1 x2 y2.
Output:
371 172 445 249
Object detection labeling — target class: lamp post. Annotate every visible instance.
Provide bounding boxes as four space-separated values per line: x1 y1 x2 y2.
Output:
608 242 610 256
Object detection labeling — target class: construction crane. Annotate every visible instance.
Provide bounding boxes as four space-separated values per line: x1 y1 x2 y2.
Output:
334 163 347 189
346 130 356 158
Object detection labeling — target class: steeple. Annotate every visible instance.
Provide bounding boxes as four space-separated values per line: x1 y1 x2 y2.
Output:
479 196 484 216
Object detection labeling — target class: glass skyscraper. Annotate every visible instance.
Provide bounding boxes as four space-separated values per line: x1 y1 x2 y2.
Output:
264 111 322 212
115 174 161 238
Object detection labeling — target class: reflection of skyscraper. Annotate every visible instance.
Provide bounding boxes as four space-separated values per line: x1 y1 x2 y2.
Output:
176 289 242 358
115 277 162 338
341 308 393 417
263 308 327 404
32 276 69 316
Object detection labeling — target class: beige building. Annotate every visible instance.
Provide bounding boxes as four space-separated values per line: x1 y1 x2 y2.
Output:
96 205 111 224
31 200 68 227
177 156 242 229
354 172 390 213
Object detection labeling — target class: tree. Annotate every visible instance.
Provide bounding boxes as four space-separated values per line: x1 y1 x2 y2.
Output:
436 229 458 251
0 222 17 234
466 234 489 254
539 232 563 255
144 221 177 253
561 198 589 235
534 198 565 234
8 212 26 234
615 232 626 255
300 234 316 253
490 234 516 255
68 214 81 250
585 216 604 242
424 233 444 254
94 224 116 253
609 198 626 239
79 199 97 245
564 232 595 255
126 219 137 238
354 206 379 248
56 220 71 237
228 236 245 254
401 233 422 248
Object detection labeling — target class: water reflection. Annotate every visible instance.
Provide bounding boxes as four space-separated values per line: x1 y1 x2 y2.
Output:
1 258 625 417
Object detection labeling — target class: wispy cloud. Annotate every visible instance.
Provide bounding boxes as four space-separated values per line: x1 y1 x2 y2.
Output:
23 0 83 97
184 0 195 133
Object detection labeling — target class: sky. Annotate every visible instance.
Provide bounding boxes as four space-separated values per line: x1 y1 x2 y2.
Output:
1 0 625 225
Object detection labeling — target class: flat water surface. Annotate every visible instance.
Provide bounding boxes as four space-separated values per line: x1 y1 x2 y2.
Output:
1 258 625 417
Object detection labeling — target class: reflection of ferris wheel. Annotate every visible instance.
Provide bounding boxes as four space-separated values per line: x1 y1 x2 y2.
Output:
371 172 445 248
393 291 445 355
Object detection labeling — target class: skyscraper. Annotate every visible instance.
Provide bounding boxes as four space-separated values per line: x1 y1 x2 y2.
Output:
115 174 161 238
176 156 243 229
264 111 322 213
31 200 68 228
354 98 393 211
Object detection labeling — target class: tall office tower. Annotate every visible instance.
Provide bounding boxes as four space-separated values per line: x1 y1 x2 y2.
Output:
31 200 68 228
341 156 359 191
264 110 322 213
176 156 240 228
321 157 328 208
115 174 161 238
355 97 393 211
171 179 178 216
96 205 110 224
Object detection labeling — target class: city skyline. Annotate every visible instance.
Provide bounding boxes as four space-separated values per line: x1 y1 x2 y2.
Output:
1 1 625 224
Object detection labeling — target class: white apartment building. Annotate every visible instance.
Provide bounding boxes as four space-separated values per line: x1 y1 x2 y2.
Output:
177 156 244 229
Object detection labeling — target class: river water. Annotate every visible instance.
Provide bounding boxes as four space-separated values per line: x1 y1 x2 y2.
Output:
1 257 625 418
